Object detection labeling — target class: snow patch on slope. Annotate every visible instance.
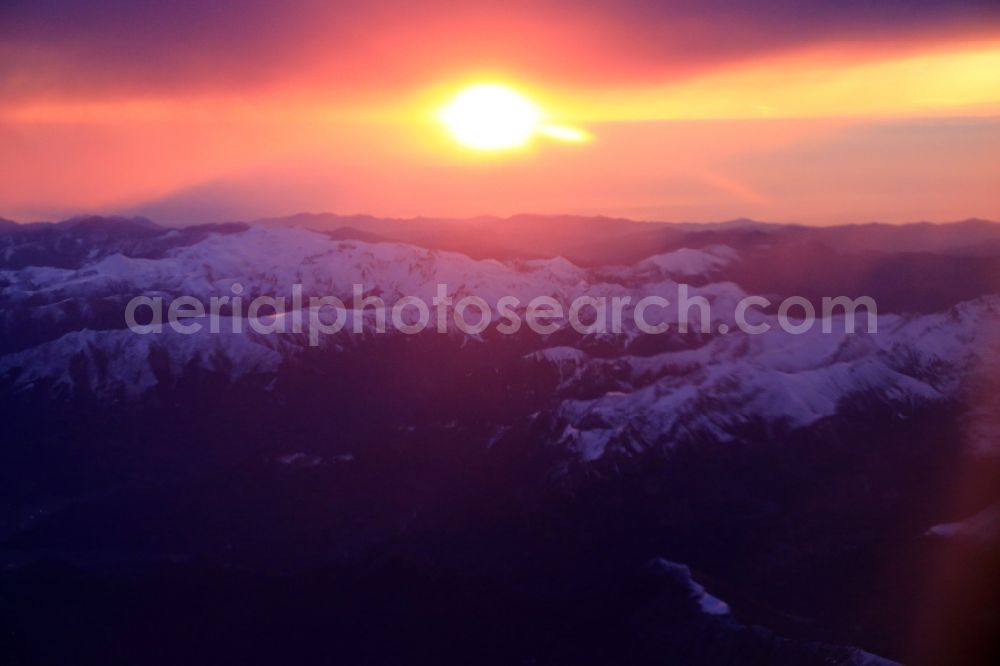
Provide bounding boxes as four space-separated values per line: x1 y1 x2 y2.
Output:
926 502 1000 543
649 557 730 616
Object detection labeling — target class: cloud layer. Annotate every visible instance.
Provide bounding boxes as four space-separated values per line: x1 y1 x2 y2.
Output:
4 0 999 99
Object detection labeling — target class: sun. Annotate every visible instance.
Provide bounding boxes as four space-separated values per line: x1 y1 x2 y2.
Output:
436 83 589 151
437 84 542 150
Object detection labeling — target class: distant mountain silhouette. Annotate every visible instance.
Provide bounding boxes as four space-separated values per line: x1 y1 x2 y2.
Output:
250 212 1000 265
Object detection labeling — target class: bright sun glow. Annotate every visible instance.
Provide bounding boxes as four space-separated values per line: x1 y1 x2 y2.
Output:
437 83 588 151
438 84 541 150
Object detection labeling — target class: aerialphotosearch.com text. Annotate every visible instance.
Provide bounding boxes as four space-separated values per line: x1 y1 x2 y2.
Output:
125 283 878 345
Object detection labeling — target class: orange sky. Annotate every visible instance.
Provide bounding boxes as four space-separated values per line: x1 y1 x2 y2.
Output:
1 1 999 224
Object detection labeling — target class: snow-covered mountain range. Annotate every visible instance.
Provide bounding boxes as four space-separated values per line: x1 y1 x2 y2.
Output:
2 221 998 462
